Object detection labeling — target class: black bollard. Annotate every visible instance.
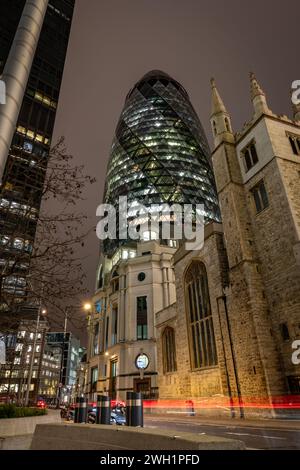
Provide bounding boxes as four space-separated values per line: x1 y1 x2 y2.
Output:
126 392 143 427
77 397 87 423
96 395 111 425
125 393 131 427
74 397 80 423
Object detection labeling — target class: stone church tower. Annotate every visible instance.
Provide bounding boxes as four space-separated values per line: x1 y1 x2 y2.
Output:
210 74 300 405
156 74 300 418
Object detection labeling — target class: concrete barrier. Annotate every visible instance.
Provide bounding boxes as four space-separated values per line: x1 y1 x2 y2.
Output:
30 423 245 450
0 410 61 438
0 434 33 450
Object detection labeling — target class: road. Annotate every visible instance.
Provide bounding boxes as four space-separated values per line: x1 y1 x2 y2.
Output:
144 415 300 450
2 413 299 450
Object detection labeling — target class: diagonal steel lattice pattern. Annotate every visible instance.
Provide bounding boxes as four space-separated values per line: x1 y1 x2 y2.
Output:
103 70 221 255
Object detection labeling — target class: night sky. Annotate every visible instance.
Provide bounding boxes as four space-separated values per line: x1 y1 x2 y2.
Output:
49 0 299 338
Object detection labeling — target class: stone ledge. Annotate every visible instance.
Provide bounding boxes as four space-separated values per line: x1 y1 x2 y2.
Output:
0 410 61 438
30 423 245 450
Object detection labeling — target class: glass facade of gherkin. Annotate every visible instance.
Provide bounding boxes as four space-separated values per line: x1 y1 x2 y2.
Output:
103 70 221 255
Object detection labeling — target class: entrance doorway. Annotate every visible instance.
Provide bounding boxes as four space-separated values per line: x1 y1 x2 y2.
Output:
133 377 151 398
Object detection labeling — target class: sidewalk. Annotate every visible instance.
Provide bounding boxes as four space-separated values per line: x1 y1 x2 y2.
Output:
0 435 32 450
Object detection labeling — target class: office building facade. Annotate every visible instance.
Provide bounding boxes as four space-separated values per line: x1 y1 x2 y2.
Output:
86 70 220 401
0 0 75 310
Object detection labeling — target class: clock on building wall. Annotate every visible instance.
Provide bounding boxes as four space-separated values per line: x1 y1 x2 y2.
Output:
135 353 149 370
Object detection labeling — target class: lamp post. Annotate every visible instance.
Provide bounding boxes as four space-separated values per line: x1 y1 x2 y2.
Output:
84 302 92 360
83 302 92 400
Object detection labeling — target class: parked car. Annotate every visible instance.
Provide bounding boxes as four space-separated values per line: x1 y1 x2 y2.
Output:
87 407 125 425
65 406 125 425
37 399 47 409
110 408 126 425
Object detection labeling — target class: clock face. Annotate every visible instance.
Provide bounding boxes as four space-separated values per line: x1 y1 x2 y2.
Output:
135 353 149 370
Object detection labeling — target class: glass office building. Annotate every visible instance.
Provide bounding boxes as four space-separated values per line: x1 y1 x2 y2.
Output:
0 1 75 304
46 332 80 391
103 70 221 255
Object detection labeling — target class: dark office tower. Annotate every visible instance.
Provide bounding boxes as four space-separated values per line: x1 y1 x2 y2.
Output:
0 1 75 306
103 70 221 255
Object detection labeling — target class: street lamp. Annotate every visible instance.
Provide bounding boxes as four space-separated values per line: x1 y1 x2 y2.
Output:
83 302 92 312
83 302 92 401
83 301 92 331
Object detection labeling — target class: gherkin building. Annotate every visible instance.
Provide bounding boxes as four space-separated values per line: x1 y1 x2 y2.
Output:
103 70 221 255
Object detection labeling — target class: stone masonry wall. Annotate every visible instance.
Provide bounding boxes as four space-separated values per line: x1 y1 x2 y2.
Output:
156 227 230 403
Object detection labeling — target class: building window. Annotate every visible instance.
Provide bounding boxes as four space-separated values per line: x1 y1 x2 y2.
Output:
111 271 119 293
185 261 217 370
280 323 290 341
91 367 98 392
251 180 269 214
225 117 231 132
137 296 148 340
212 120 217 137
288 376 300 394
288 134 300 156
162 327 177 373
105 316 109 350
93 323 99 356
97 265 103 289
142 230 158 241
242 141 259 172
95 300 102 314
111 307 118 346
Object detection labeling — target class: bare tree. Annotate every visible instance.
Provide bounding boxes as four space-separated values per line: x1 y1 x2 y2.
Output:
0 136 96 335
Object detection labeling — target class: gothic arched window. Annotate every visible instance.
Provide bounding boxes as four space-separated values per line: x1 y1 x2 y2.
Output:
212 120 217 136
185 262 217 369
225 117 231 132
97 265 103 289
162 327 177 373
